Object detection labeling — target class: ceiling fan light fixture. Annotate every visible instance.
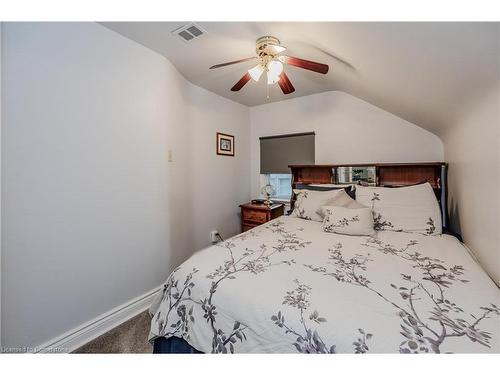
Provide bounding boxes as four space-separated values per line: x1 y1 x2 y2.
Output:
266 60 284 85
211 35 329 95
267 44 287 55
248 64 264 81
276 45 286 54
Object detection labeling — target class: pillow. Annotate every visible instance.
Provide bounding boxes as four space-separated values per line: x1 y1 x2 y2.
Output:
380 180 429 188
291 189 344 221
322 206 374 236
294 183 355 199
294 183 352 192
316 189 365 219
355 183 442 235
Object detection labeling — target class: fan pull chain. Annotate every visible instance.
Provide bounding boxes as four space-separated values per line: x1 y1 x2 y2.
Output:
266 82 270 100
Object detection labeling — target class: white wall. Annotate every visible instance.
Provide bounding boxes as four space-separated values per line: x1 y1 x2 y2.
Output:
1 23 250 348
250 91 444 196
187 85 250 250
443 86 500 286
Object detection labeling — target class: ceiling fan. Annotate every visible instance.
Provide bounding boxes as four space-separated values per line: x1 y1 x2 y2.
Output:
209 36 329 95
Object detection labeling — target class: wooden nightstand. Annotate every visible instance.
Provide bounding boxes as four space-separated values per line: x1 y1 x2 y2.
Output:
239 202 285 232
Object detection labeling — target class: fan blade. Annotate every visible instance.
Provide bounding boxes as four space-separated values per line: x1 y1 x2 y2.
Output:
231 73 251 91
278 72 295 95
210 57 257 69
279 55 329 74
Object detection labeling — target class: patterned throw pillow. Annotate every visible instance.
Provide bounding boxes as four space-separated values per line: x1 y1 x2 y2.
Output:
291 189 344 222
322 206 374 236
316 189 365 219
355 183 442 235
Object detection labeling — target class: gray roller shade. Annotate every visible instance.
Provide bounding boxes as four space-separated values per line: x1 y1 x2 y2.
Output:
260 132 315 174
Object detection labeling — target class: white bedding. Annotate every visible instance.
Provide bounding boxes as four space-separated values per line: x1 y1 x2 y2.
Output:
149 216 500 353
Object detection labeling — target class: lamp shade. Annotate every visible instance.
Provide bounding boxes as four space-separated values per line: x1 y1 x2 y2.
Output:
266 60 283 84
248 64 264 81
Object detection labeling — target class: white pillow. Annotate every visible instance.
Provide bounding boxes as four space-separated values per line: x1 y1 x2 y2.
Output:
291 189 343 222
316 189 365 219
322 206 374 236
355 183 442 235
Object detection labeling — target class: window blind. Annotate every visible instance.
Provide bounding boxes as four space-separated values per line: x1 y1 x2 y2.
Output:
260 132 315 174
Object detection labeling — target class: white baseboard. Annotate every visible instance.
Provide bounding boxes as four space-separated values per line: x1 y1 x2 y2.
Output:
36 285 162 353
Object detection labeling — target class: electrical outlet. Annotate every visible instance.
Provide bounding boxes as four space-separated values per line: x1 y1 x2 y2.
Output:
168 149 173 162
210 230 220 244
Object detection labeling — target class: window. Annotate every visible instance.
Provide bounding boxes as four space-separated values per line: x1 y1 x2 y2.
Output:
263 174 292 201
259 132 315 174
259 132 315 201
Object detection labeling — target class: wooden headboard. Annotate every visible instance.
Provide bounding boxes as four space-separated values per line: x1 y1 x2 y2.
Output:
289 162 448 228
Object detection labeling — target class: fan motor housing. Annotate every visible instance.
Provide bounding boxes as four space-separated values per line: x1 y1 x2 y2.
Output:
256 36 283 57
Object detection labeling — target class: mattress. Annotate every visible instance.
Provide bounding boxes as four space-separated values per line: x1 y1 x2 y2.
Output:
149 216 500 353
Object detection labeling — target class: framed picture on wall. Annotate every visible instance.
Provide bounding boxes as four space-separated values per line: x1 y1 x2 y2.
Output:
216 132 235 156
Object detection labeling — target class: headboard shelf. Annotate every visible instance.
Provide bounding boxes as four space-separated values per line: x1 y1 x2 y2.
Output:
288 162 446 168
289 162 448 228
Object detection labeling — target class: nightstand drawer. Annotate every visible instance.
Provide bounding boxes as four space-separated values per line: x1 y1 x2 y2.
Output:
239 202 285 233
242 209 268 224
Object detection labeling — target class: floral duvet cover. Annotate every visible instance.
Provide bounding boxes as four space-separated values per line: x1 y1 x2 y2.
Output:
149 216 500 353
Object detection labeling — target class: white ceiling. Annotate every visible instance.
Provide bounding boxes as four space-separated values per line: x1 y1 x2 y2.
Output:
101 22 499 135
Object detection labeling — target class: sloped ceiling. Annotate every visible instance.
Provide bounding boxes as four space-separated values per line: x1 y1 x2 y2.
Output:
101 22 499 136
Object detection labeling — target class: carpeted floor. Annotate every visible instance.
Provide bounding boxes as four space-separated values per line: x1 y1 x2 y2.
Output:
73 310 152 353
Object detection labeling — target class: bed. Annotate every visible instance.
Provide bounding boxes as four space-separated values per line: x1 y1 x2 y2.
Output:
148 163 500 353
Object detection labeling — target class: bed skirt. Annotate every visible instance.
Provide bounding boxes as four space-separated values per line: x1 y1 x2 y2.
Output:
153 336 203 354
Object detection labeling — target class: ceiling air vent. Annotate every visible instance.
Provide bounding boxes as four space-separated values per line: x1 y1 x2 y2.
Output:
172 23 206 42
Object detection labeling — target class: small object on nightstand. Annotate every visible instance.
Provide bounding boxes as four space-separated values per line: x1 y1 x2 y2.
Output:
260 184 276 206
251 198 266 204
239 201 285 232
